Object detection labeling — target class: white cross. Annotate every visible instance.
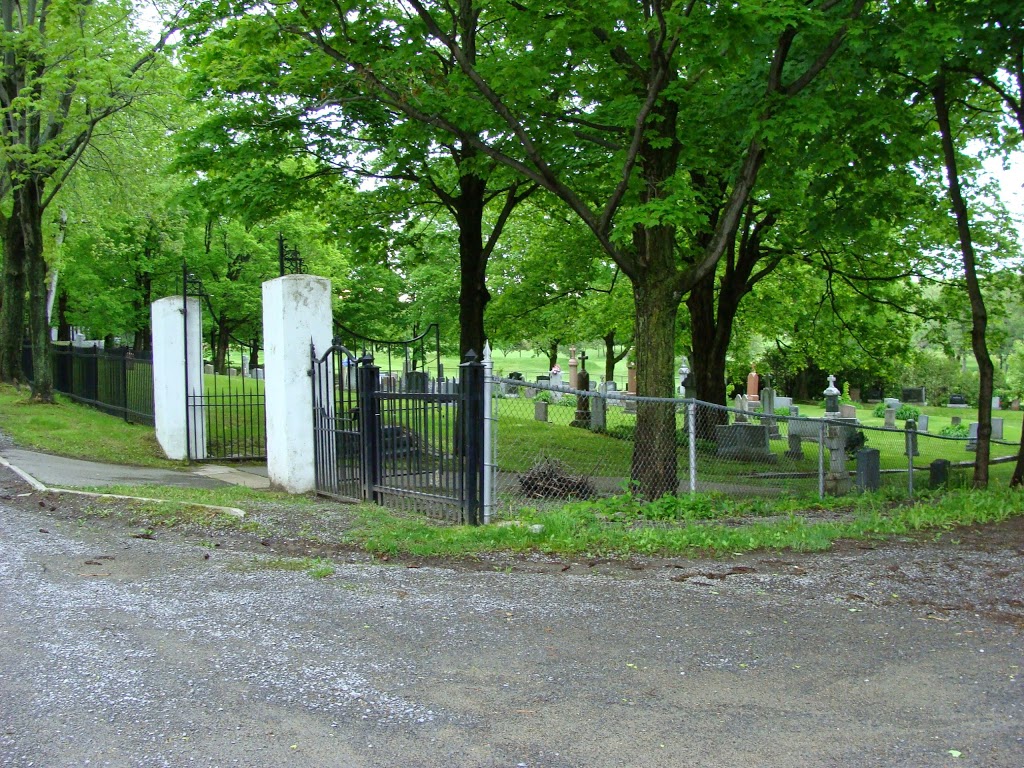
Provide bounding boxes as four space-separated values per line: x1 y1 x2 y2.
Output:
827 374 837 390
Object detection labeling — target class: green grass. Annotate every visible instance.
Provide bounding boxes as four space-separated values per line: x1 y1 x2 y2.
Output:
0 384 181 468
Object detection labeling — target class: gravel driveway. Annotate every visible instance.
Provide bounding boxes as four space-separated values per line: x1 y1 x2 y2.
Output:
1 464 1022 767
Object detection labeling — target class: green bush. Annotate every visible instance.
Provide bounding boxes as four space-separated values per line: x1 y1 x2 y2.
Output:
940 423 970 438
557 394 577 409
895 404 920 421
534 390 554 404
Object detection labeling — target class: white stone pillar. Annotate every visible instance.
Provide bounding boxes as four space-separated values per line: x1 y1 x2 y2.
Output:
262 275 333 493
151 296 206 460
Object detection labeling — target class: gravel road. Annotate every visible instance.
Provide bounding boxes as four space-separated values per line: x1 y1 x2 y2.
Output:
1 464 1022 768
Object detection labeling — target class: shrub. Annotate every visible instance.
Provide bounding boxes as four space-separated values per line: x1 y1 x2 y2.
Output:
940 423 970 438
557 394 577 409
534 390 554 404
895 404 920 421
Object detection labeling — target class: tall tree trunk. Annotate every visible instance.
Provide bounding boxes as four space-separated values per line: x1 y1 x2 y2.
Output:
56 290 71 342
933 74 993 488
23 179 54 403
631 232 681 499
455 171 490 358
1012 427 1024 488
0 200 27 382
546 339 559 371
214 317 231 373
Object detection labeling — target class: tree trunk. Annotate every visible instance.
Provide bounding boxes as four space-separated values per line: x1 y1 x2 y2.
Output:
455 171 490 358
0 200 27 383
546 339 559 371
933 74 993 488
56 290 72 342
603 333 617 385
214 318 231 373
249 338 259 370
1012 427 1024 488
23 179 54 403
630 237 681 500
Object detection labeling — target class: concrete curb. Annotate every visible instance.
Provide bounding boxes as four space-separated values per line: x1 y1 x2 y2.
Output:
0 455 247 518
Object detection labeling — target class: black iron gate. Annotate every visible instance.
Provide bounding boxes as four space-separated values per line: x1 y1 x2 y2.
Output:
311 343 484 524
183 265 267 461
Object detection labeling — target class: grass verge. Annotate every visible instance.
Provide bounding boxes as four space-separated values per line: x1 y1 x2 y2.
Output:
0 384 179 468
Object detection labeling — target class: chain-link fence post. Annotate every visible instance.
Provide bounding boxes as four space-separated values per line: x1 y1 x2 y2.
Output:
818 420 826 500
906 419 916 497
687 400 697 493
482 342 494 524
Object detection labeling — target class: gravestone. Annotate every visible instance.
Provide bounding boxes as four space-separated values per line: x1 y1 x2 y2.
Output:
855 448 881 492
624 362 637 413
917 413 929 432
901 387 926 404
786 417 819 459
951 415 961 426
884 408 897 428
746 366 760 404
571 363 591 428
1012 399 1021 411
242 359 250 378
839 404 858 419
884 397 901 411
534 400 548 423
734 394 748 422
253 368 264 381
929 459 951 488
715 423 777 463
204 363 214 375
992 396 1002 410
761 387 780 438
592 383 610 432
992 417 1004 440
775 396 793 410
568 346 579 390
948 393 968 407
966 421 978 451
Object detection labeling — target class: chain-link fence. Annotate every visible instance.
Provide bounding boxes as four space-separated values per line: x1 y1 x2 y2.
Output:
489 377 1021 512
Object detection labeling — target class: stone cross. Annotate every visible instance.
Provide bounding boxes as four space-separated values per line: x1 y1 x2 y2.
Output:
827 374 837 391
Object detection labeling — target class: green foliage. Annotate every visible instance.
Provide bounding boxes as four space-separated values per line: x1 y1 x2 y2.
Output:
939 423 970 438
871 403 921 421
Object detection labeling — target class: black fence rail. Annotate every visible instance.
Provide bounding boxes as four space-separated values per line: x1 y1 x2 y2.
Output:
22 343 155 426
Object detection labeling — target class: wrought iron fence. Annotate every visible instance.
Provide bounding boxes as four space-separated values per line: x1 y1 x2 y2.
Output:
187 367 266 461
488 377 1021 512
22 343 154 425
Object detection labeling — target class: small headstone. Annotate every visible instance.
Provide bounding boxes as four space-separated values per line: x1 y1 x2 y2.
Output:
230 367 239 377
929 459 951 489
992 396 1001 410
789 405 800 417
855 448 881 492
992 417 1004 440
839 404 857 419
917 413 929 432
884 397 901 410
254 368 264 381
884 408 896 429
1011 398 1021 411
734 394 748 422
775 396 793 410
534 400 548 423
951 415 961 426
592 385 608 432
948 393 968 407
785 432 804 460
204 363 214 375
242 360 250 377
966 422 978 451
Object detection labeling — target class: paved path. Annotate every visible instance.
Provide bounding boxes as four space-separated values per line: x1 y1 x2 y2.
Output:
0 447 270 490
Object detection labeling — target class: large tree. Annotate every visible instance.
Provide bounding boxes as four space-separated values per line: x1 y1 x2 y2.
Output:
0 0 172 400
229 0 867 497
